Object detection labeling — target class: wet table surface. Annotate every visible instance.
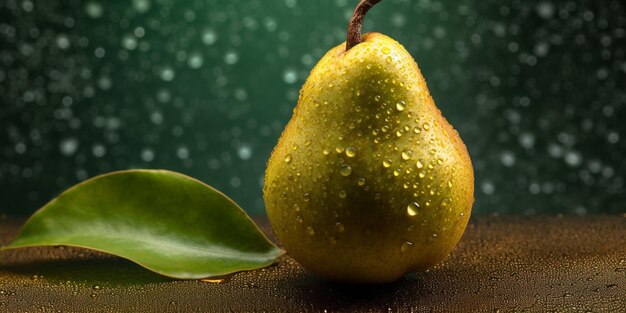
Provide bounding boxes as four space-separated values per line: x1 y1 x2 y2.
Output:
0 215 625 312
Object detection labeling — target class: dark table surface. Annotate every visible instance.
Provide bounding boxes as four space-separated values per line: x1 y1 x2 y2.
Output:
0 215 624 312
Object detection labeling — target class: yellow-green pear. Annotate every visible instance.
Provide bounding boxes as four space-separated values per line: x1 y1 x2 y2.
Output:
264 0 474 283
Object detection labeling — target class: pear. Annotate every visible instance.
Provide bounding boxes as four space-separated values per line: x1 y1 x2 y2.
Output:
264 0 474 283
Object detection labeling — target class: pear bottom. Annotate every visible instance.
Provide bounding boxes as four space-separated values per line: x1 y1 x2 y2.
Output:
267 203 470 283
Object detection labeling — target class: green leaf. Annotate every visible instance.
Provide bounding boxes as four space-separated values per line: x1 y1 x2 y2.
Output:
2 170 283 279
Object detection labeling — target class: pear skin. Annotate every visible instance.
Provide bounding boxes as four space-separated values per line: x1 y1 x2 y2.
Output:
264 33 474 283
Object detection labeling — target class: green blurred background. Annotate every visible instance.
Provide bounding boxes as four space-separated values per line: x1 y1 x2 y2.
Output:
0 0 624 216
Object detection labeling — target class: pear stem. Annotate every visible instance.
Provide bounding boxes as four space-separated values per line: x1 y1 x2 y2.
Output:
346 0 383 51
